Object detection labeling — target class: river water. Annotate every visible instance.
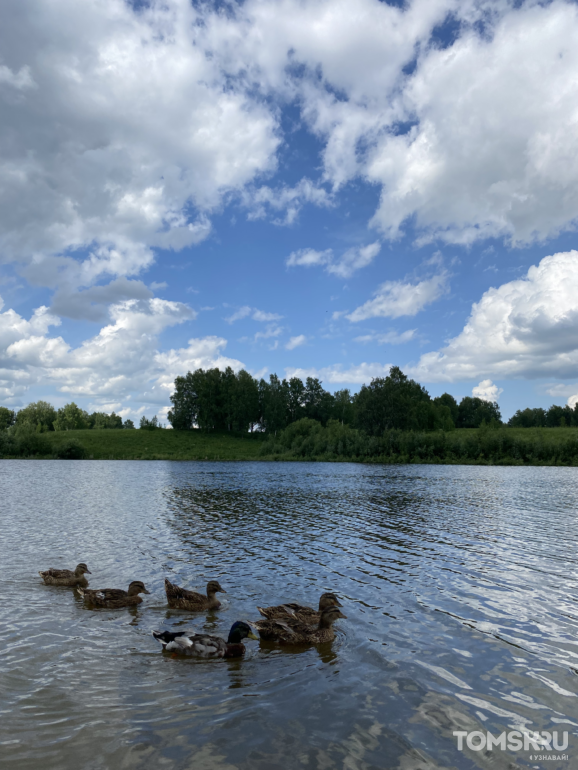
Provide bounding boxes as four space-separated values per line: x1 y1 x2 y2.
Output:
1 461 578 770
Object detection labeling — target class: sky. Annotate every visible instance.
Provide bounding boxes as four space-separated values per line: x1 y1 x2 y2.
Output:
2 0 578 423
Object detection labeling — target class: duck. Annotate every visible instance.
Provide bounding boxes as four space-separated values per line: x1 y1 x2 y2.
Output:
152 621 258 658
164 578 226 611
257 592 342 624
254 605 347 644
39 562 91 587
78 580 150 608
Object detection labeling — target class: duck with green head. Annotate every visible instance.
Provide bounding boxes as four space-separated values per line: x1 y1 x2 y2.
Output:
153 621 258 658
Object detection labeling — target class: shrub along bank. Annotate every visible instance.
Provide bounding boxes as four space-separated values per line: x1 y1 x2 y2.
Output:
2 422 578 465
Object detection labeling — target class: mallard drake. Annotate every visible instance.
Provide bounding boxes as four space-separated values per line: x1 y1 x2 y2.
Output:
152 621 258 658
257 592 342 624
164 578 226 611
254 605 347 644
38 562 91 587
78 580 150 608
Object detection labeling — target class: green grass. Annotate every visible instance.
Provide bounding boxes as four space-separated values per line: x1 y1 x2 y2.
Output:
43 429 267 460
14 425 578 463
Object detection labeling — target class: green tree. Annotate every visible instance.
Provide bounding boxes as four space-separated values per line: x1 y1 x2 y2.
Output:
433 393 459 424
233 369 260 431
16 400 57 431
140 415 159 430
168 371 200 429
123 419 135 429
508 407 547 428
545 404 573 427
53 403 89 431
287 377 306 423
332 389 354 425
0 406 15 431
354 366 431 435
457 397 501 428
303 377 334 425
259 374 288 434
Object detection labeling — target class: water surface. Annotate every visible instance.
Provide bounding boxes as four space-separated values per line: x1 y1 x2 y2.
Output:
1 461 578 769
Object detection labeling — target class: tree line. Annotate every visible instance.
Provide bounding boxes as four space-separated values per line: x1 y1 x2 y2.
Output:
0 401 136 432
167 366 504 433
2 367 577 438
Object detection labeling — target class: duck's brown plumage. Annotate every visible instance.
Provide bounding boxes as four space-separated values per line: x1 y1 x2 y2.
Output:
164 578 226 611
79 580 150 609
257 592 342 624
254 606 347 644
39 562 91 587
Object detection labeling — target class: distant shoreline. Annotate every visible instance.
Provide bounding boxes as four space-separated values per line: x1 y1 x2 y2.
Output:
2 427 578 466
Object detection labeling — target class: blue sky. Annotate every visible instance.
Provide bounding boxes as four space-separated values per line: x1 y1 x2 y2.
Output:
2 0 578 422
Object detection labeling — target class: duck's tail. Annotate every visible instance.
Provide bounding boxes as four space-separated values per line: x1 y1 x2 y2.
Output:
77 586 86 599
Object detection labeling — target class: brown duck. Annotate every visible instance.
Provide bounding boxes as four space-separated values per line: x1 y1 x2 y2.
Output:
254 605 347 644
164 578 226 611
39 562 91 587
257 592 342 624
78 580 150 608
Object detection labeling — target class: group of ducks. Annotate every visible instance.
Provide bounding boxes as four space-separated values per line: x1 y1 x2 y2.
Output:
38 562 347 659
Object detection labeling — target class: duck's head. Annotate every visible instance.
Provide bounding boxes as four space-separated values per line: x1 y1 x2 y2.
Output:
318 592 342 610
128 580 150 596
318 606 347 628
74 563 91 576
207 580 226 595
227 621 259 644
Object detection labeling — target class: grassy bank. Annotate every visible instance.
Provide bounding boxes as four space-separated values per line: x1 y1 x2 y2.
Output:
40 429 266 460
2 425 578 464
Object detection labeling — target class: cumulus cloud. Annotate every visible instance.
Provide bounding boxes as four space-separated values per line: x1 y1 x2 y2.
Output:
0 0 278 294
411 251 578 382
472 379 503 402
285 362 392 385
354 329 416 345
347 272 448 322
285 335 307 350
287 242 380 278
0 296 242 408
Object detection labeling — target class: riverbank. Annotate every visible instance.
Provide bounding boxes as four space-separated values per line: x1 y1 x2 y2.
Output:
2 425 578 464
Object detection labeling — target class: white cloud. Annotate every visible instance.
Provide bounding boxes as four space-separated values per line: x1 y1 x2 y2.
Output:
287 242 380 278
569 394 578 409
0 0 278 296
286 362 391 385
225 306 283 323
411 250 578 382
286 334 307 350
243 178 333 225
0 296 242 408
347 273 447 321
286 248 333 268
326 242 381 279
472 379 503 402
354 329 416 345
150 281 168 291
254 324 283 341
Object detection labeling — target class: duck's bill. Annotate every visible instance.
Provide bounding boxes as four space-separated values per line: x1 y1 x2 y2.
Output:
143 588 151 594
247 630 259 640
333 598 342 607
219 587 227 593
85 569 92 574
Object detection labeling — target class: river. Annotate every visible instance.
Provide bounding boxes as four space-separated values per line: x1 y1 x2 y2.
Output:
1 461 577 769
